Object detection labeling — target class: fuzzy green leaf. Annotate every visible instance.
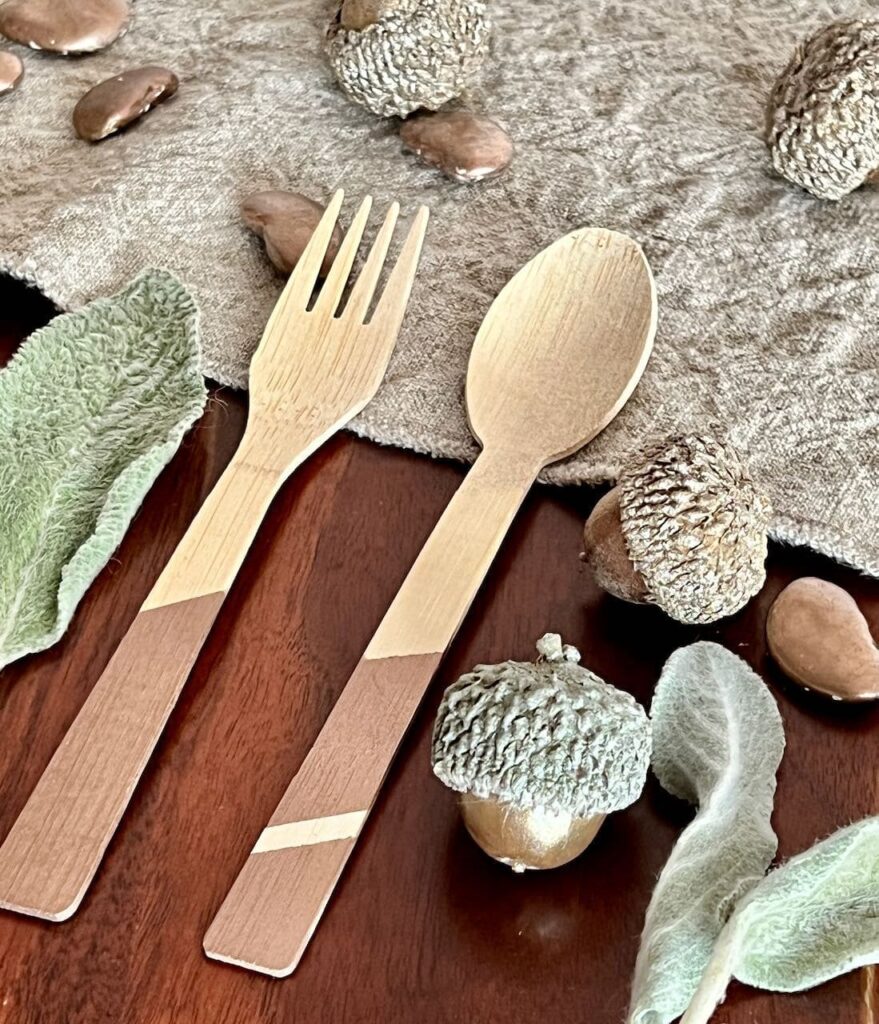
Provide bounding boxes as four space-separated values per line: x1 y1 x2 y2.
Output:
0 269 206 669
628 642 786 1024
732 816 879 990
681 817 879 1023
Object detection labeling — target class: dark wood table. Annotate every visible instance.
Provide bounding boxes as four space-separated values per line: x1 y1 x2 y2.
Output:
0 275 876 1024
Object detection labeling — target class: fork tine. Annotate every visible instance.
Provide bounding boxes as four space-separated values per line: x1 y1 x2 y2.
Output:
342 201 400 323
272 189 345 315
367 205 430 333
312 195 373 316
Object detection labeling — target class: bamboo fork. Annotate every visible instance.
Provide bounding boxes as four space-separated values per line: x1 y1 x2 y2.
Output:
204 227 657 976
0 191 429 922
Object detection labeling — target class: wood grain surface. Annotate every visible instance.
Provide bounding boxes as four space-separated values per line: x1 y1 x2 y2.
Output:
0 275 876 1023
204 652 444 976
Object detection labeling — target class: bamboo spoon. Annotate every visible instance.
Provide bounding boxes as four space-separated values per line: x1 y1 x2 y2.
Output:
0 191 429 922
204 226 657 976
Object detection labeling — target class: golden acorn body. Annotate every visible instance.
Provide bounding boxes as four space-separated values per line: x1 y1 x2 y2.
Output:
460 795 605 872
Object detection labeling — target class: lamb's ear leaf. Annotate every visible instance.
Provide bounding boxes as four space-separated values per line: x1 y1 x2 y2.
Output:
0 270 206 669
732 815 879 991
627 641 785 1024
680 816 879 1024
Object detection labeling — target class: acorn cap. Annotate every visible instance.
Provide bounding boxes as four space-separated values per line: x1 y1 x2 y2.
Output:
431 635 651 818
766 20 879 200
618 434 771 624
325 0 490 118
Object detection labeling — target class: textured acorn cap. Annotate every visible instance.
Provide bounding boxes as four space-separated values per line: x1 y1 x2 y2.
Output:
766 20 879 200
431 635 651 818
618 434 771 625
325 0 490 118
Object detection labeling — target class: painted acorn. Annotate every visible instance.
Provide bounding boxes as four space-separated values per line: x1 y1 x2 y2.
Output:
431 634 651 872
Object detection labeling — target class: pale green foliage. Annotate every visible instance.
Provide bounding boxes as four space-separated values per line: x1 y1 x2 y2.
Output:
0 270 206 669
730 816 879 991
682 817 879 1023
627 642 785 1024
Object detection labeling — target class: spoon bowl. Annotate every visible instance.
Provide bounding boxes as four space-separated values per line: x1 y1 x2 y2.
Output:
466 227 656 465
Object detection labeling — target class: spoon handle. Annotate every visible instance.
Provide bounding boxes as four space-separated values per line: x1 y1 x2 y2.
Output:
203 447 541 976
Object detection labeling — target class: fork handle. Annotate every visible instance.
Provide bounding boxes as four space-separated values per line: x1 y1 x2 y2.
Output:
0 429 294 922
203 446 542 976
